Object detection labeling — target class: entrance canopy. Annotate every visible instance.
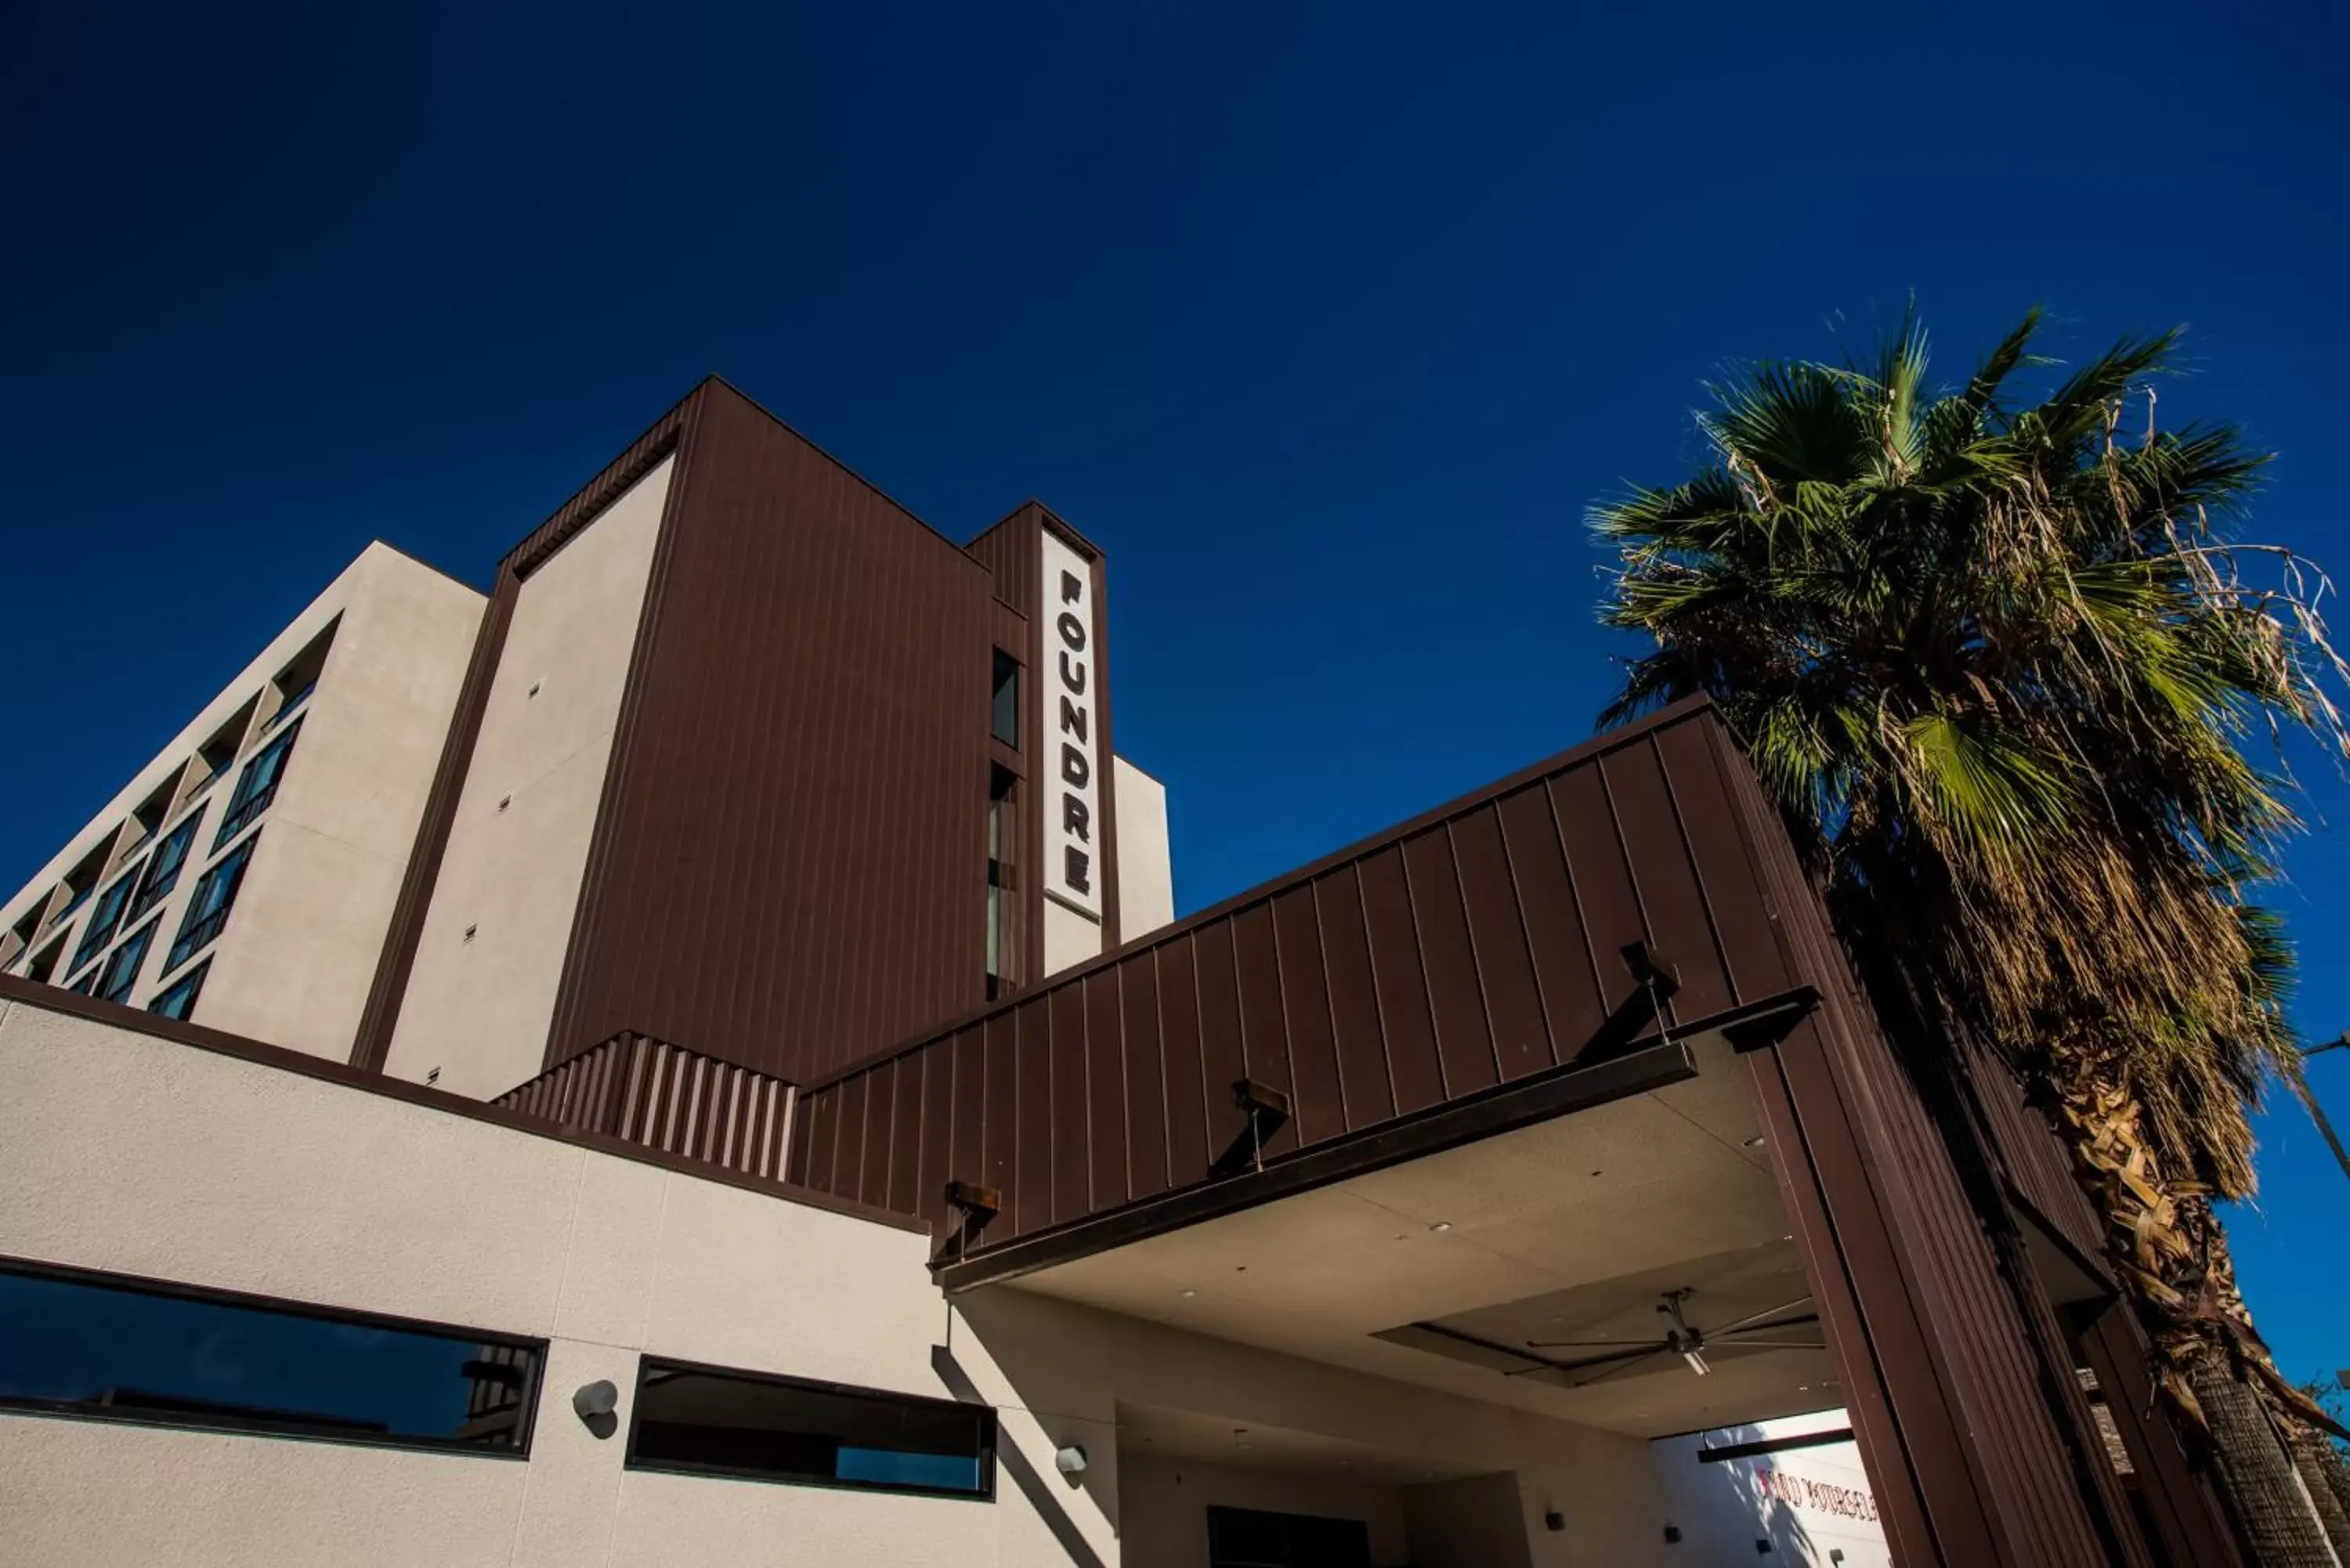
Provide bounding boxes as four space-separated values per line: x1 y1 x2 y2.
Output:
1006 1029 1831 1441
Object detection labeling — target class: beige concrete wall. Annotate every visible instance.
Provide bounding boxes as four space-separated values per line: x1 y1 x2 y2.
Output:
1121 1454 1410 1568
1042 896 1101 977
0 995 1672 1567
201 549 485 1059
384 458 670 1100
1404 1471 1536 1568
1112 755 1173 941
0 544 483 1058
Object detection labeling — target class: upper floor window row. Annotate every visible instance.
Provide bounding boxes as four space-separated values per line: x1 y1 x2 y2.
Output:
166 833 260 976
214 715 303 851
124 810 204 928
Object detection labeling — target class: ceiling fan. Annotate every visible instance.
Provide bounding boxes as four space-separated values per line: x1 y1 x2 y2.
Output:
1518 1288 1824 1385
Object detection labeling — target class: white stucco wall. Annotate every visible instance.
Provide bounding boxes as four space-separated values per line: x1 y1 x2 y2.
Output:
1650 1411 1889 1566
384 458 670 1100
0 995 1676 1568
1112 756 1173 941
0 544 484 1060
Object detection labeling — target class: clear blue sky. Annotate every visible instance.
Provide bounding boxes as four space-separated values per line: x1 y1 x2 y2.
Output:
3 3 2342 1385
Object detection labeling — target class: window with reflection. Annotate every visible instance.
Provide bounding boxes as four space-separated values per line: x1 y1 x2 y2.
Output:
0 1259 542 1454
215 716 302 849
70 861 145 974
627 1358 994 1498
166 833 259 974
126 812 203 927
94 919 158 1005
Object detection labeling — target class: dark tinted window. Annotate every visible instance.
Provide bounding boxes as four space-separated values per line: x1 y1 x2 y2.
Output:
95 919 158 1005
1207 1506 1373 1568
215 717 302 849
0 1259 541 1454
166 833 259 973
126 812 203 925
628 1359 994 1498
70 861 144 974
150 959 210 1021
991 650 1020 748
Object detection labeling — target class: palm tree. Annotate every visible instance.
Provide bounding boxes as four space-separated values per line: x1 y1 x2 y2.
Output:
1593 308 2350 1566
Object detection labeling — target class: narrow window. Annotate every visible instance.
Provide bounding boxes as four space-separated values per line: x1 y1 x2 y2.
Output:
126 811 204 927
986 767 1014 999
165 833 260 974
69 861 146 975
214 715 303 849
94 918 159 1005
0 1258 544 1454
627 1357 995 1499
990 650 1020 749
22 935 67 985
149 959 210 1022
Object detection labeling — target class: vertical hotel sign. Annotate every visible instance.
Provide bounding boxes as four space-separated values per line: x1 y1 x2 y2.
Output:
1040 528 1101 923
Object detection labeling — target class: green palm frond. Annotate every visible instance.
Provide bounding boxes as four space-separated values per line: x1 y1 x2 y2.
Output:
1593 308 2349 1199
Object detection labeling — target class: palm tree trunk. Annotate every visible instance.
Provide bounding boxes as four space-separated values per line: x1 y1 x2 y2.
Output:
2189 1345 2344 1567
2288 1424 2350 1559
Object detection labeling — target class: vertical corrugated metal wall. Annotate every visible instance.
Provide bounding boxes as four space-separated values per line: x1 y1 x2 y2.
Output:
541 383 996 1086
494 1030 797 1185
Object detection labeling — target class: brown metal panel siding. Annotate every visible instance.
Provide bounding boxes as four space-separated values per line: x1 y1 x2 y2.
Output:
545 382 992 1086
1547 765 1648 1017
1050 983 1090 1223
1401 827 1498 1098
1600 736 1734 1023
1084 970 1127 1210
1743 1039 1948 1568
1654 720 1796 1004
981 1013 1019 1217
1972 1040 2106 1265
918 1039 956 1234
1014 999 1054 1234
1191 919 1249 1161
1358 845 1445 1115
1158 935 1211 1187
1450 805 1548 1083
966 504 1041 619
1120 952 1170 1201
830 1075 866 1200
890 1051 925 1214
1231 902 1296 1157
1314 867 1395 1129
1717 725 2120 1568
787 1093 814 1184
2084 1303 2247 1568
1271 886 1344 1147
1494 782 1603 1061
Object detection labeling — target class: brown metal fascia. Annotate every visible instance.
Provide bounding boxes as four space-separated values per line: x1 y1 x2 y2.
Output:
935 1036 1701 1292
3 977 925 1234
804 694 1721 1092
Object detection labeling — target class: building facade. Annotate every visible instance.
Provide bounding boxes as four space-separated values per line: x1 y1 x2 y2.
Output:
0 380 2261 1567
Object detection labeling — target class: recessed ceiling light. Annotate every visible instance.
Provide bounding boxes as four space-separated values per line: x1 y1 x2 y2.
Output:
1180 1288 1198 1299
1429 1221 1452 1233
1798 1385 1810 1392
1781 1234 1795 1242
1741 1135 1766 1149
